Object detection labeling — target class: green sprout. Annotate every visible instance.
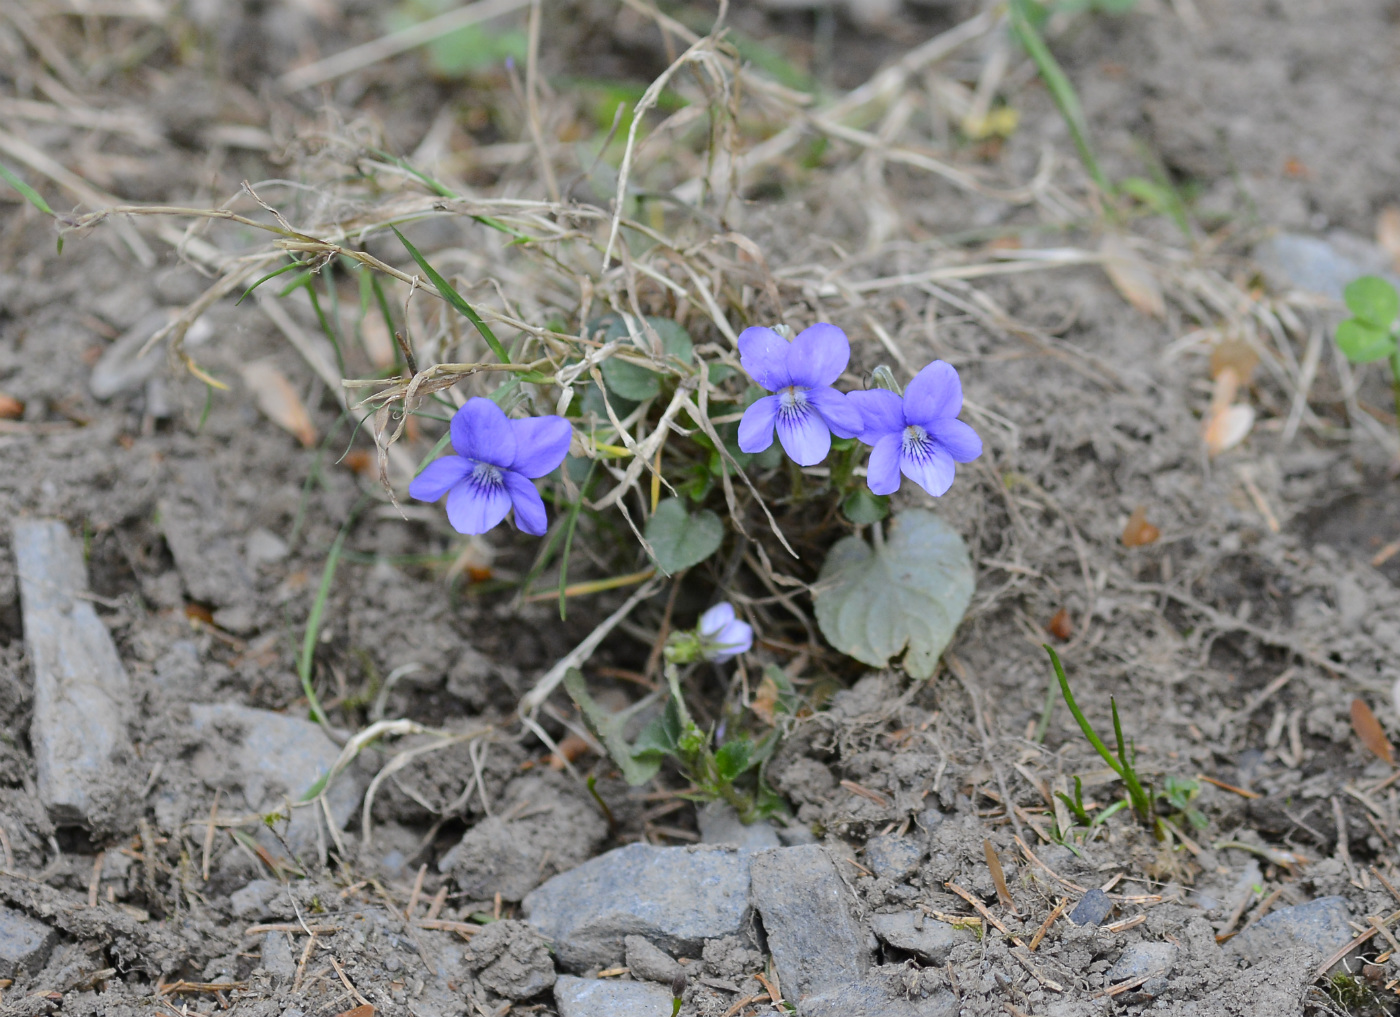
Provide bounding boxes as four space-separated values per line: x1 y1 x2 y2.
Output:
1335 276 1400 427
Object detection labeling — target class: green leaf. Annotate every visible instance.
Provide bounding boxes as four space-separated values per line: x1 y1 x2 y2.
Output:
1336 318 1397 363
1344 276 1400 330
562 669 663 786
0 161 55 216
714 739 754 782
645 498 723 576
813 509 974 678
600 316 693 401
841 489 889 525
391 225 510 364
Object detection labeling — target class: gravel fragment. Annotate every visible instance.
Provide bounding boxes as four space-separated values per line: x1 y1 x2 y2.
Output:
553 974 673 1017
15 519 138 831
696 801 781 850
869 910 972 964
749 844 869 1001
259 931 295 980
862 833 923 881
1107 941 1177 982
0 906 56 979
1068 889 1113 927
1230 896 1354 966
524 844 752 971
624 935 684 985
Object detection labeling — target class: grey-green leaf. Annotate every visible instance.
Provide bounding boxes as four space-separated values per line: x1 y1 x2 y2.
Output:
645 498 723 575
562 668 661 786
1344 276 1399 330
1336 318 1397 364
600 317 694 401
814 509 974 678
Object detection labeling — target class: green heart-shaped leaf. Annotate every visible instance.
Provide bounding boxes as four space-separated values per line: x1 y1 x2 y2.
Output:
1337 318 1397 364
645 498 723 575
1344 276 1399 330
600 316 694 401
814 509 974 678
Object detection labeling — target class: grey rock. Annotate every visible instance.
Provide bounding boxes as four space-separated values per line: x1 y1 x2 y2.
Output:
0 906 56 979
1230 896 1354 965
750 844 869 1001
188 703 365 858
869 910 973 965
1107 941 1177 983
89 311 211 399
158 459 254 610
697 802 781 850
245 527 289 566
863 834 923 881
260 931 296 979
1069 889 1114 927
524 844 752 972
15 519 139 830
441 775 606 903
1140 975 1169 997
798 979 957 1017
554 975 673 1017
1253 232 1400 302
624 935 683 984
463 919 556 999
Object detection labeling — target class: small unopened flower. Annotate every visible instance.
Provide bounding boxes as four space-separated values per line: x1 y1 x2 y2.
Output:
848 360 982 497
664 601 753 664
408 397 572 536
697 602 753 662
737 323 863 466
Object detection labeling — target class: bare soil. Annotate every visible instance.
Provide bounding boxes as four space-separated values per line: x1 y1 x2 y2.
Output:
2 1 1400 1015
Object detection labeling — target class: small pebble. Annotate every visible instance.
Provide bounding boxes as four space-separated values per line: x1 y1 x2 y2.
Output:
1069 889 1113 927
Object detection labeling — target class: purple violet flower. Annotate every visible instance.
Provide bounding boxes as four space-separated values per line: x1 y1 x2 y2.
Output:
697 602 753 662
737 323 864 466
408 397 572 536
848 361 982 498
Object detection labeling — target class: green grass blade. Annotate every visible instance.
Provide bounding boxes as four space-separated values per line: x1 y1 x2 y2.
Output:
0 161 55 216
557 461 597 621
299 522 350 729
1009 0 1112 196
238 261 309 305
391 225 511 364
1043 644 1124 779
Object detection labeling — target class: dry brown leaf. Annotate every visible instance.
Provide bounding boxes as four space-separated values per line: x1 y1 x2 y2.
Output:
0 394 23 419
1378 205 1400 274
1350 698 1394 765
1045 608 1073 641
1121 506 1160 547
360 313 397 369
335 1006 376 1017
750 672 783 726
241 359 316 447
546 733 592 770
1100 233 1165 319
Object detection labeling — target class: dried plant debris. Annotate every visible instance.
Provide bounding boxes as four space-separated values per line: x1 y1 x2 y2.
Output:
0 1 1399 1015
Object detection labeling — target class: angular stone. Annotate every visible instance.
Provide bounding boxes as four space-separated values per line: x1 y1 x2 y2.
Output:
697 802 781 851
158 459 254 610
1069 889 1113 927
0 906 56 979
463 919 556 999
863 834 923 881
624 936 683 985
440 776 606 903
524 844 752 971
260 931 296 979
798 979 957 1017
554 975 673 1017
188 703 364 857
750 844 869 1002
869 910 973 964
15 519 139 830
1230 896 1354 966
1107 941 1177 983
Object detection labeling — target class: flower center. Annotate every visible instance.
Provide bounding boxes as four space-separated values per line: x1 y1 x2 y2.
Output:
470 460 504 488
778 385 809 417
902 424 933 458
